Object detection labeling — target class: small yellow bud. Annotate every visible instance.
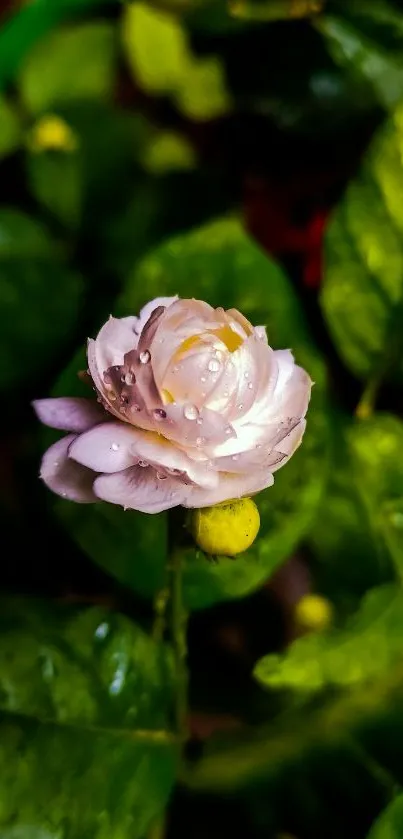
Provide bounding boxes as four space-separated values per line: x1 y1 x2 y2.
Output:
188 498 260 557
27 115 78 153
294 594 333 632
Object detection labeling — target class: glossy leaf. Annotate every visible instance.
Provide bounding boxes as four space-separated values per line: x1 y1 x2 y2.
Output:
254 583 401 692
0 95 22 158
321 101 403 381
48 217 328 610
0 209 83 390
0 598 176 837
18 22 117 114
367 795 403 838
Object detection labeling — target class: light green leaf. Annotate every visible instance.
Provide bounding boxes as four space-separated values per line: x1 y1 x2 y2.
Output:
122 3 190 94
254 584 401 692
321 101 403 381
0 209 83 390
0 95 22 158
367 795 403 838
19 22 117 114
0 598 176 837
121 2 232 119
141 130 197 174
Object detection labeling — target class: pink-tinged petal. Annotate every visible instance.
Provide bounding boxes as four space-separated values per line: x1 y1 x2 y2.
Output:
129 430 219 489
87 317 138 413
212 420 305 474
40 435 96 503
69 422 139 473
33 397 106 432
161 403 236 449
134 296 178 338
94 466 187 513
184 469 274 509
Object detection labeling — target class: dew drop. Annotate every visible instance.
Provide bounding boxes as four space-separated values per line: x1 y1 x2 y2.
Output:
139 350 151 364
196 436 205 447
208 358 221 373
173 366 179 374
247 382 253 390
54 461 59 467
256 443 262 450
124 371 136 386
130 404 141 413
111 442 119 451
196 417 203 425
103 372 112 384
109 392 117 402
238 403 244 411
138 460 148 467
244 371 249 379
225 426 232 435
183 403 198 421
61 491 67 497
153 408 167 421
156 472 168 480
232 454 239 461
200 376 207 383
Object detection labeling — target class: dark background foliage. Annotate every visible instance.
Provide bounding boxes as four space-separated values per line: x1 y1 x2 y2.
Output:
1 0 403 837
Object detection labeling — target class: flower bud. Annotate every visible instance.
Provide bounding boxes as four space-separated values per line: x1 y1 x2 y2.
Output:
188 498 260 557
28 115 78 153
294 594 333 632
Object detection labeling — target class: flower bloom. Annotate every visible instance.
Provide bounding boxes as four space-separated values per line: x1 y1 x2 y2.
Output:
34 297 312 513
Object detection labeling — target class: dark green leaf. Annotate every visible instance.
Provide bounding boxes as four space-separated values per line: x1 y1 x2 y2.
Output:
0 208 83 390
367 795 403 838
27 150 82 230
18 22 117 114
321 101 403 381
0 95 22 158
254 584 401 693
0 598 176 837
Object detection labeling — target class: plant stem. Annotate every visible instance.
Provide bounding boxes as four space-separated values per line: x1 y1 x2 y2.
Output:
152 587 170 642
355 372 382 420
169 548 189 741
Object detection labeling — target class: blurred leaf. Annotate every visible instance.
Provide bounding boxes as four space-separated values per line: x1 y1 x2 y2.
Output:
141 131 197 174
321 101 403 381
0 208 83 390
27 150 82 230
0 598 176 836
0 95 22 158
367 795 403 838
254 584 401 692
122 2 232 119
229 0 324 22
0 0 117 89
18 22 117 114
317 5 403 110
122 2 190 94
380 498 403 582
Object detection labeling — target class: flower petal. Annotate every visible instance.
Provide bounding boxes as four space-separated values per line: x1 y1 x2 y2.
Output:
162 403 236 450
184 469 274 508
94 465 187 513
33 397 106 432
134 296 178 338
40 435 96 502
69 422 139 473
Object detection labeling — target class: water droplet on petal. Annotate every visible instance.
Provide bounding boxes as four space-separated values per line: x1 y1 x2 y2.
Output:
232 454 239 461
225 426 232 435
201 376 207 383
248 382 253 390
124 371 136 385
183 403 199 421
109 392 117 402
173 366 179 374
157 472 168 480
196 417 203 425
130 404 141 413
138 460 148 467
111 442 119 451
153 408 167 421
54 461 59 467
244 371 249 379
208 358 221 373
256 443 262 449
61 491 67 497
139 350 151 364
196 436 205 447
238 403 244 411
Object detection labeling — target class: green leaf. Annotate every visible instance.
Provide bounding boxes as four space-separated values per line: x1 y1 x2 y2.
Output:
0 95 22 158
0 209 83 390
141 131 197 174
0 598 176 837
321 101 403 381
18 22 117 114
122 2 232 119
254 584 402 692
317 0 403 105
367 795 403 838
26 150 82 230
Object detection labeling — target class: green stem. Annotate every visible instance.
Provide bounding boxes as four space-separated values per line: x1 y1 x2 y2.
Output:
355 372 382 420
169 548 189 741
152 588 170 643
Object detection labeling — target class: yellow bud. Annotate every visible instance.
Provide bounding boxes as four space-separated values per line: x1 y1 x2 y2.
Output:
28 115 78 153
188 498 260 557
294 594 333 632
